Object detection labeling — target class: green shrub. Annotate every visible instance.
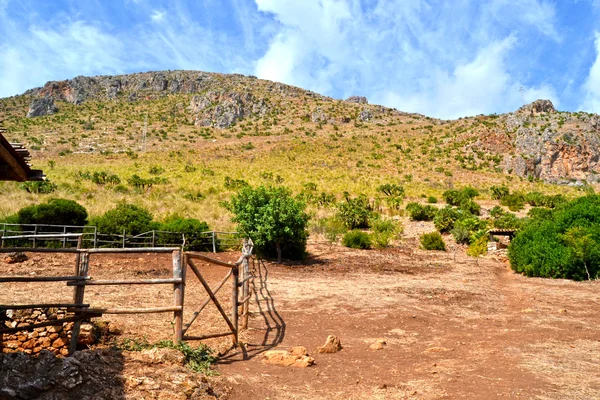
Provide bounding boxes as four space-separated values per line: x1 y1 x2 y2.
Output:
376 183 405 210
160 215 210 251
427 196 438 204
443 186 478 206
433 207 460 232
451 225 470 244
406 202 436 221
492 212 524 230
460 199 481 215
370 218 401 248
489 205 505 218
337 194 373 229
508 195 600 280
490 185 510 200
20 179 58 194
501 192 526 211
451 217 487 244
420 232 446 251
467 234 488 257
18 199 88 226
225 185 309 262
342 230 372 249
92 203 156 235
312 217 347 243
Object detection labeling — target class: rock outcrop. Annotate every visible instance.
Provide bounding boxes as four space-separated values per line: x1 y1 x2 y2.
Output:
26 96 58 117
346 96 368 104
478 99 600 184
190 90 270 128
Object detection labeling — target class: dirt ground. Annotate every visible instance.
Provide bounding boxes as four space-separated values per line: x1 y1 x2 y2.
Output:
1 240 600 400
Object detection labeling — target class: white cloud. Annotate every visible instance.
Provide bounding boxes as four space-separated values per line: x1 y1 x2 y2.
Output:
151 10 165 23
254 0 561 118
581 32 600 112
374 36 559 119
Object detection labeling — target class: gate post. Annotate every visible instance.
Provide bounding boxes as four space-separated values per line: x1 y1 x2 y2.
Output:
231 266 239 345
172 250 183 343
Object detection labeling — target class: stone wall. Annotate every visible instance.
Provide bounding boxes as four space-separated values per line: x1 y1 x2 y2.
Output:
1 308 95 356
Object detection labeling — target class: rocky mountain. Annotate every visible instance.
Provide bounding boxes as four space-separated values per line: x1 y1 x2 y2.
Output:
21 71 390 129
3 71 600 186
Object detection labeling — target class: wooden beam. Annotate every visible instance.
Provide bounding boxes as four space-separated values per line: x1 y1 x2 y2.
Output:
0 140 27 181
0 303 90 311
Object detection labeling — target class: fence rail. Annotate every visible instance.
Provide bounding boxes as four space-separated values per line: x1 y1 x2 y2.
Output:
0 223 240 252
1 240 254 355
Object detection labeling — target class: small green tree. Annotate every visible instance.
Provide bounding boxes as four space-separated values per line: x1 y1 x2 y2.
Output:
226 185 309 263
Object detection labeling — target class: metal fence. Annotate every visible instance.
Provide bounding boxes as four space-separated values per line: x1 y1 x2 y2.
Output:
0 223 241 252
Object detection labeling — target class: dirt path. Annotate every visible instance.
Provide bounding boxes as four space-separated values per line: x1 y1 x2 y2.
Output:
216 244 600 399
1 245 599 399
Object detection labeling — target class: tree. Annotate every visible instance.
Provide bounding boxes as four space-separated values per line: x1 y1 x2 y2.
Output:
18 199 88 226
226 185 309 263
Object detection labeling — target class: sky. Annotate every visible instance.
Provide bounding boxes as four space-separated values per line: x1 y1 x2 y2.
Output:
1 0 600 119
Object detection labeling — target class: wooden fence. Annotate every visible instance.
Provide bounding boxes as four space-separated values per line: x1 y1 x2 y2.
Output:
0 239 254 355
0 223 240 252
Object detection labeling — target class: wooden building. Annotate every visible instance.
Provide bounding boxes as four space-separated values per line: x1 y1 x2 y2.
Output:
0 125 44 181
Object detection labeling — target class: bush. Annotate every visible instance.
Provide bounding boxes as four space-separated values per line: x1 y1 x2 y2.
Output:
226 185 309 262
376 183 405 210
406 202 436 221
427 196 438 204
508 195 600 280
20 179 58 194
337 194 373 229
18 199 88 226
501 193 525 211
451 225 470 244
311 217 347 243
490 185 510 200
433 207 460 232
160 215 210 251
342 230 372 249
451 217 487 244
443 186 478 206
467 234 488 257
92 203 156 235
420 232 446 251
370 218 401 248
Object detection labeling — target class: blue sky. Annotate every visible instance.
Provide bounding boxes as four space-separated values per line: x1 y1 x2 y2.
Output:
1 0 600 119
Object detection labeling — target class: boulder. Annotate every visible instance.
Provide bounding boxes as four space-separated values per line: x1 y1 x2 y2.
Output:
262 346 315 368
317 335 343 353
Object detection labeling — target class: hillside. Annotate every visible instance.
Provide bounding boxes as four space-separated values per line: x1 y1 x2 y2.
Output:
0 70 597 228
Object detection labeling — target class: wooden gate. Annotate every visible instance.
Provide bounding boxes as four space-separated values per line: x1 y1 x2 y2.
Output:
179 239 253 344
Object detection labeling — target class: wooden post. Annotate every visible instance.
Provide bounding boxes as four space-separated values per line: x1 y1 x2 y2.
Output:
122 229 126 248
93 227 98 249
241 256 250 330
1 224 5 248
62 226 67 248
212 231 217 253
231 266 239 345
172 250 183 343
152 231 156 248
69 237 87 355
33 225 38 248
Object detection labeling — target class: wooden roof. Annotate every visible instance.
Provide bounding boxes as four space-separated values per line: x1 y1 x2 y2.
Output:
0 126 44 181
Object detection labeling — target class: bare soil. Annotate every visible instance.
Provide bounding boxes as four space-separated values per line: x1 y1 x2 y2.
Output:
1 242 599 399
